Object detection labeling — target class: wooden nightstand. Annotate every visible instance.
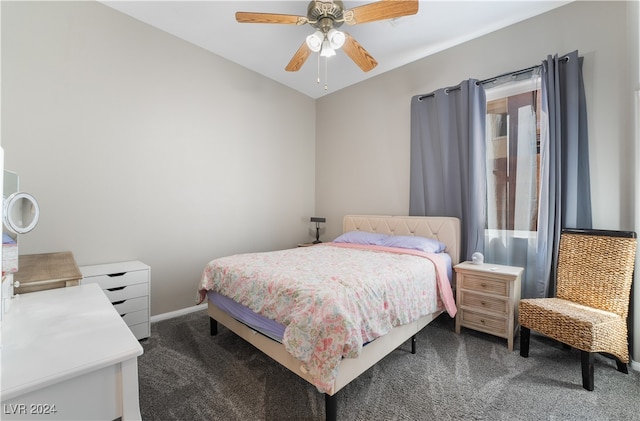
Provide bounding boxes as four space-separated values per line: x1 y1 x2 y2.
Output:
454 261 523 351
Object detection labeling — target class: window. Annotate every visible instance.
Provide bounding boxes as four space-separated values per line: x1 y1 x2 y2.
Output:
484 76 541 270
485 79 541 233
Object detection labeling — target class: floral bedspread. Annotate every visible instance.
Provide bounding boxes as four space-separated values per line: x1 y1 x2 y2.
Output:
196 243 456 393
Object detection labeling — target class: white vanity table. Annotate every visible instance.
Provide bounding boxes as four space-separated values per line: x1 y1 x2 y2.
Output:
1 283 143 420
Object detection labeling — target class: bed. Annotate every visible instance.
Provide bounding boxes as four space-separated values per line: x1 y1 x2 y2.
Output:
197 215 460 420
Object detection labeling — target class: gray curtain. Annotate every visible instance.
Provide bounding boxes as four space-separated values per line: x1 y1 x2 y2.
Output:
534 50 592 298
409 79 487 261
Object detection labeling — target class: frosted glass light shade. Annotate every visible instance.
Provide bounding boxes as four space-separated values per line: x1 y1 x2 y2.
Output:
327 29 345 49
320 39 336 57
305 31 323 52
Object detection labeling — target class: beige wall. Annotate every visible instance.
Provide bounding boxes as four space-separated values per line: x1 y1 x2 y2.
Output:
1 1 316 315
316 1 639 364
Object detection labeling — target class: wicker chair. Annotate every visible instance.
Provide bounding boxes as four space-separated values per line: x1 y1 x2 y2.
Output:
519 228 637 391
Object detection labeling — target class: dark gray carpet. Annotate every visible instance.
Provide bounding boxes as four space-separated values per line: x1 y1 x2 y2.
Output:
138 310 640 420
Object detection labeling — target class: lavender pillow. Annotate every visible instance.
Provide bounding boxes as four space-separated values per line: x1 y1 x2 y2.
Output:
333 231 388 245
381 235 446 253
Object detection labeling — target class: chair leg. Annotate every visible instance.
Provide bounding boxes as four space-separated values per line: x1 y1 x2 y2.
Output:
616 360 628 374
581 351 594 391
520 327 530 357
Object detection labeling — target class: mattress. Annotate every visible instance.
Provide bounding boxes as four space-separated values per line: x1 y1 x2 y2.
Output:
209 291 286 342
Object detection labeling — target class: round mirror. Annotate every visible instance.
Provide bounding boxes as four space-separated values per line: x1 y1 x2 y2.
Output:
3 192 40 234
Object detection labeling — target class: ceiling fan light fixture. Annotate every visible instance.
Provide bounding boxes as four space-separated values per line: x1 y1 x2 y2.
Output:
327 29 345 49
306 30 323 52
320 39 336 57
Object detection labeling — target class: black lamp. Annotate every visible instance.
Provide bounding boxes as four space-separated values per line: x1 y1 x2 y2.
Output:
310 217 326 243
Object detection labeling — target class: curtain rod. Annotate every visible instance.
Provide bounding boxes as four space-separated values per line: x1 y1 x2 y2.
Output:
477 64 541 86
416 56 569 102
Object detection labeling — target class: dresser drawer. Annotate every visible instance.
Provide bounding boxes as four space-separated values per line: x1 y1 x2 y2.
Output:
121 308 148 326
459 275 509 296
459 309 508 336
83 270 147 290
460 290 509 315
102 282 147 303
113 296 148 315
129 322 150 341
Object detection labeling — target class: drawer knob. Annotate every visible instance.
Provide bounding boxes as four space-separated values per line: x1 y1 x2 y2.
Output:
481 283 487 288
480 319 485 324
481 301 486 306
107 286 126 292
112 300 126 305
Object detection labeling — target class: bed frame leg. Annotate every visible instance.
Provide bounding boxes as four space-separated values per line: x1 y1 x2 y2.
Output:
411 334 417 354
325 393 337 421
210 317 218 336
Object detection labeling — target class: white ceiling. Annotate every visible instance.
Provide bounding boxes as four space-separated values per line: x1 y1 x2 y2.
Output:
101 1 571 99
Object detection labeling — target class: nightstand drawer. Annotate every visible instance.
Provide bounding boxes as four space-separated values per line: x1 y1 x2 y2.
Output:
459 275 508 296
460 290 509 315
460 309 508 335
83 270 148 290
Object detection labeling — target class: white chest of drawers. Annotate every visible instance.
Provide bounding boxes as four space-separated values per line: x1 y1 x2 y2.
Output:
81 261 150 340
454 261 523 351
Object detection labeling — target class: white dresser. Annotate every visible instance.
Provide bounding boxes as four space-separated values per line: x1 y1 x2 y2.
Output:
1 283 143 420
80 261 150 340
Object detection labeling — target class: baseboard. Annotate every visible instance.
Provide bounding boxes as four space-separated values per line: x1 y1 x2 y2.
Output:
150 303 207 323
631 359 640 372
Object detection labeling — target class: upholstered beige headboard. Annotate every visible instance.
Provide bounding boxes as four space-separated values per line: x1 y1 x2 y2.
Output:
342 215 461 265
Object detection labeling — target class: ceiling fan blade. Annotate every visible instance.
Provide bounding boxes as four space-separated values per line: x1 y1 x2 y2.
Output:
235 12 307 25
344 0 419 25
342 33 378 72
285 41 312 72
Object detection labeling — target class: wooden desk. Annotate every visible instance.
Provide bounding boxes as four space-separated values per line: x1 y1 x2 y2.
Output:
1 284 143 420
13 252 82 294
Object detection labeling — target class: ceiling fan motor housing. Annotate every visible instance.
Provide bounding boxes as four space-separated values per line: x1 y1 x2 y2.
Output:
308 0 345 31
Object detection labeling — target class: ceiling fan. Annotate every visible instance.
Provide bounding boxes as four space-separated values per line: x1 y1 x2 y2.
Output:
235 0 419 73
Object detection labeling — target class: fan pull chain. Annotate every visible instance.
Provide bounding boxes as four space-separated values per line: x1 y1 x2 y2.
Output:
324 56 329 91
313 53 329 91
